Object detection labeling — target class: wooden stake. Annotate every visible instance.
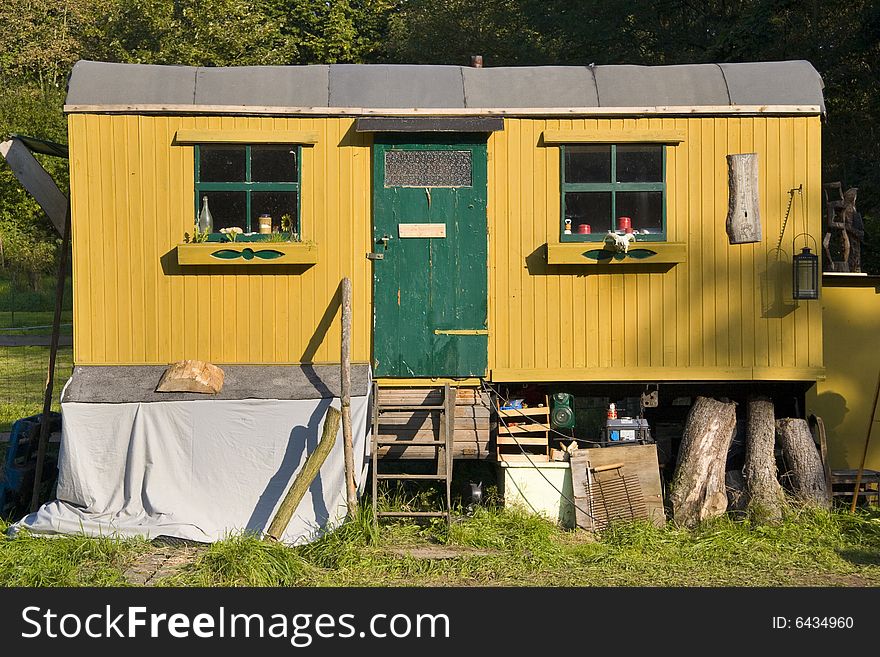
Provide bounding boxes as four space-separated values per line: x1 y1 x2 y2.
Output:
265 406 342 542
850 371 880 513
29 203 71 513
340 277 357 515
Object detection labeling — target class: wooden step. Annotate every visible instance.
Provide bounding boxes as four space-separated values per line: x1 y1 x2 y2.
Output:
376 444 490 460
378 404 445 411
374 438 445 446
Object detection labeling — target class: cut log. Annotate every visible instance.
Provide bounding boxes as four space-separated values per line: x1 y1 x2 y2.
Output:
744 396 785 522
726 153 761 244
670 396 737 527
776 418 831 508
156 359 224 394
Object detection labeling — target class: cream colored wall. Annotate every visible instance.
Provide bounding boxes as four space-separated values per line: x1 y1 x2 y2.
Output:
807 278 880 470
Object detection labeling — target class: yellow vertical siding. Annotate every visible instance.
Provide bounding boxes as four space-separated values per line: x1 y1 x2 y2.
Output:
69 115 372 365
488 116 824 381
70 112 822 380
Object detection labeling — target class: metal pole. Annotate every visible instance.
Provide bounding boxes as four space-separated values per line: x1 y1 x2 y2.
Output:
29 201 71 512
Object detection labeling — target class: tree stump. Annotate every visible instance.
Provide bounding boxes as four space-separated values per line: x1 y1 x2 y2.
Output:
670 397 738 527
776 418 831 508
744 396 785 522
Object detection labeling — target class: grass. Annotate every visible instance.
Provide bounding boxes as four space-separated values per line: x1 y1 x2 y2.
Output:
1 504 878 587
0 310 73 333
0 271 72 316
0 344 72 431
0 271 74 431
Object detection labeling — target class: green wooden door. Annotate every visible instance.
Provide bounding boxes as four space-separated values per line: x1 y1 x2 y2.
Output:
372 137 488 378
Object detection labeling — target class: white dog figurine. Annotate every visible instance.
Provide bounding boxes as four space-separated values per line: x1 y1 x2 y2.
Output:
604 231 636 253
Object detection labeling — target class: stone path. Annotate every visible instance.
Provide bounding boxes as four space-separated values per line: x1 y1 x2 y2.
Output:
122 546 206 586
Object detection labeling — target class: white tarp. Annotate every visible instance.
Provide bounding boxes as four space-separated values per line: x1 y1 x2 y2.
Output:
13 395 370 544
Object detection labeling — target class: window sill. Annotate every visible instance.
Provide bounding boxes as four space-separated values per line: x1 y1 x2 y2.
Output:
546 242 687 266
177 242 318 266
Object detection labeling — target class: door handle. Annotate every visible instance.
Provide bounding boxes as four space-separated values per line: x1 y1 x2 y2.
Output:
433 329 489 335
376 234 393 246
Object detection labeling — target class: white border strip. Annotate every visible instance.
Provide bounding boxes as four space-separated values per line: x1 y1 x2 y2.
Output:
64 104 823 117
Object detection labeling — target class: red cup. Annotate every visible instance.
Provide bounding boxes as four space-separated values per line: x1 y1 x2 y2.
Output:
617 216 633 233
577 224 591 234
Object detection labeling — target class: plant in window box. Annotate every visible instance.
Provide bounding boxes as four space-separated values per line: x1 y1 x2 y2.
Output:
183 225 211 243
277 214 301 242
219 227 243 242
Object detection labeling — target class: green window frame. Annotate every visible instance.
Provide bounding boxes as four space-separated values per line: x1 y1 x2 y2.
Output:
560 144 666 242
194 144 301 241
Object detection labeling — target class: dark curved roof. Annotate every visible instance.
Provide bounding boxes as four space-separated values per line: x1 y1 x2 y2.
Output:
65 60 825 114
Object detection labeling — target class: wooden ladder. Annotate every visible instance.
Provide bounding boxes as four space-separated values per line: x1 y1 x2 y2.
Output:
371 383 454 526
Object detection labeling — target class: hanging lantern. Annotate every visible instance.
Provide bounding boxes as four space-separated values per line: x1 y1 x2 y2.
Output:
792 237 819 300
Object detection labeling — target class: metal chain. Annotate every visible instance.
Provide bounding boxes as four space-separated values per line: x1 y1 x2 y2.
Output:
776 184 803 252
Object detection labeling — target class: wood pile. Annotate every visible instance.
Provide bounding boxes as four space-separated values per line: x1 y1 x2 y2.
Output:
670 395 830 527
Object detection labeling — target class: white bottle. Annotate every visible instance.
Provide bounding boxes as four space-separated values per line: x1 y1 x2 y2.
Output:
198 195 213 234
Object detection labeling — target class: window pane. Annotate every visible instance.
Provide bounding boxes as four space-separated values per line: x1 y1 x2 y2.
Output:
616 145 662 182
251 145 297 183
616 191 663 235
384 150 471 187
564 192 612 234
201 191 246 231
251 191 298 234
565 146 611 183
199 147 246 182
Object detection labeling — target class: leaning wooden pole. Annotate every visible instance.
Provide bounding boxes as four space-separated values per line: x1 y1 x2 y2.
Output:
265 406 342 541
29 203 71 513
340 277 357 516
850 371 880 513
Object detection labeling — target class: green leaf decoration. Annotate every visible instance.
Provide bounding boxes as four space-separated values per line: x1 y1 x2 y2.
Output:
210 248 285 261
582 248 658 262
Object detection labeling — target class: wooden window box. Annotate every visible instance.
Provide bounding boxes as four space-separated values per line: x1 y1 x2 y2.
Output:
176 242 318 266
545 241 687 266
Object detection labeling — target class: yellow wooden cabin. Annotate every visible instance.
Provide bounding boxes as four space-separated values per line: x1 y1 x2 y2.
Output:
62 60 841 505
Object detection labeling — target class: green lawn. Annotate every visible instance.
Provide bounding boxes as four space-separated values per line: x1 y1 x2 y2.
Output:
0 271 73 430
0 310 73 333
1 506 878 587
0 345 72 431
